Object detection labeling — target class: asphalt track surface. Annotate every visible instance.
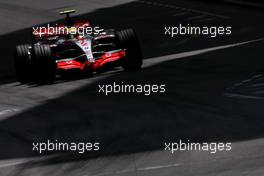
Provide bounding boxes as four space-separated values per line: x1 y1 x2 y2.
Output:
0 0 264 176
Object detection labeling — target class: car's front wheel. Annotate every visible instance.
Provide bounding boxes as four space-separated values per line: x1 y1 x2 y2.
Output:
116 29 143 71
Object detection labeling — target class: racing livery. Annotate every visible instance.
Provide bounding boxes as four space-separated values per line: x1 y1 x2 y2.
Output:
14 10 143 83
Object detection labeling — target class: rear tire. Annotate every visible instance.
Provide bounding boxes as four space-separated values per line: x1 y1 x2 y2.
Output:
116 29 143 71
14 44 31 83
31 45 56 84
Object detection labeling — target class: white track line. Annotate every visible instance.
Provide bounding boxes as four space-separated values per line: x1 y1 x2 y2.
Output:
0 160 26 168
139 0 229 19
0 109 20 116
173 12 189 16
143 38 264 68
93 163 182 176
138 163 182 171
224 93 264 100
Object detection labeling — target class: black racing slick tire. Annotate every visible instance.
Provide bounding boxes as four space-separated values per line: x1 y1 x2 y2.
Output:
116 29 143 71
31 45 56 84
14 44 31 83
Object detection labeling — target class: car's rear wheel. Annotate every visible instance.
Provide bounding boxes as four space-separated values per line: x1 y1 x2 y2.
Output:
14 44 31 83
31 45 56 84
116 29 143 71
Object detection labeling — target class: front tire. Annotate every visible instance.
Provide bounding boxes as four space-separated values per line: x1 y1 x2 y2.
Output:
116 29 143 71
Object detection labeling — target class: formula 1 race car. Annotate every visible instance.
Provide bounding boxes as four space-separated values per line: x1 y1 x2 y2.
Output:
14 10 143 83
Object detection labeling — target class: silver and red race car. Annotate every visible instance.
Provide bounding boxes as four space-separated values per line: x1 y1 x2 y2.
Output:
14 10 143 84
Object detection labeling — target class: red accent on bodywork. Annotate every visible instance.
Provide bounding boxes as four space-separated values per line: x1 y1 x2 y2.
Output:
57 60 85 70
99 51 126 66
56 50 126 72
91 51 126 70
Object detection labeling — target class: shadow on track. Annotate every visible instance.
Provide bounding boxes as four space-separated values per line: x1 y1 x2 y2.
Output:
1 38 264 163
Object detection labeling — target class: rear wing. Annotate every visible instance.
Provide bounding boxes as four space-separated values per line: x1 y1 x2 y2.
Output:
60 9 76 27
